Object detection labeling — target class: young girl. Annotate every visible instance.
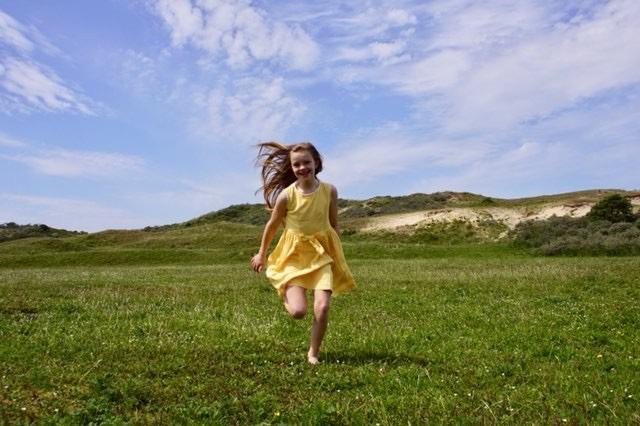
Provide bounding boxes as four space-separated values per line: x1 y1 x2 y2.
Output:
250 141 355 364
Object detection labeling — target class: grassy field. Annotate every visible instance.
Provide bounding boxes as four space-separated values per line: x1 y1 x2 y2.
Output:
1 230 639 424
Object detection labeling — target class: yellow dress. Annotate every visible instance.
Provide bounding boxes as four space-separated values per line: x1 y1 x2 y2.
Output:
266 180 356 297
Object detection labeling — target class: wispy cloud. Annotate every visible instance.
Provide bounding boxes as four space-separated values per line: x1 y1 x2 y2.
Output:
335 40 410 65
2 147 144 177
0 8 61 56
192 76 305 144
116 49 162 96
0 193 146 231
0 133 27 148
124 171 261 219
338 0 640 135
409 90 640 197
0 9 34 52
440 0 640 133
0 57 97 114
0 9 98 115
327 6 418 43
322 122 491 189
151 0 319 70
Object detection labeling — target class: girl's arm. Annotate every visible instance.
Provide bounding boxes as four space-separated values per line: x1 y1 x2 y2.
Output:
329 184 340 235
250 192 287 272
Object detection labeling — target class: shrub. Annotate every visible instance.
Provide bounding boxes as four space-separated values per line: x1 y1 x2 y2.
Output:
511 215 640 256
0 223 85 243
587 194 635 223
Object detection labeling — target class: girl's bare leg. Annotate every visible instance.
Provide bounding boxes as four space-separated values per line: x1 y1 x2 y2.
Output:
283 285 307 319
308 289 332 364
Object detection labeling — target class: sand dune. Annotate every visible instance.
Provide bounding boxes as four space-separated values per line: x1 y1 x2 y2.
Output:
361 204 595 232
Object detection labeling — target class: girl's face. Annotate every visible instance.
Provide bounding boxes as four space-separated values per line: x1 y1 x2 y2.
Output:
290 150 317 182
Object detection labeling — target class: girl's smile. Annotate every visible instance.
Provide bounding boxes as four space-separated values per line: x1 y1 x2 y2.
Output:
290 150 317 182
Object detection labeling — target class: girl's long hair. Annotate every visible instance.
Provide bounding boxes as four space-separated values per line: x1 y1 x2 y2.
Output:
256 141 323 209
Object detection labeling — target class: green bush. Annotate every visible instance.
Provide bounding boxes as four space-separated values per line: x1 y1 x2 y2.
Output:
0 222 85 243
587 194 635 223
511 215 640 256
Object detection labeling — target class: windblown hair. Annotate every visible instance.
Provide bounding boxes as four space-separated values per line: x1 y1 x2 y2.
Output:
256 141 323 209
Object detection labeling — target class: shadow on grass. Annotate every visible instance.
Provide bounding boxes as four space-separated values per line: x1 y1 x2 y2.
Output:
322 350 433 367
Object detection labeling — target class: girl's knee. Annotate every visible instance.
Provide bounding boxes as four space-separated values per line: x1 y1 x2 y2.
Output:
314 301 329 318
288 306 307 319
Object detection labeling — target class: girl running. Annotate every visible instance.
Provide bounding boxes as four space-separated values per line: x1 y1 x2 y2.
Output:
250 141 355 364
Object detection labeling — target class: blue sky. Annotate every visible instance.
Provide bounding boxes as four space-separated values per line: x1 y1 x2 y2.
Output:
1 0 639 231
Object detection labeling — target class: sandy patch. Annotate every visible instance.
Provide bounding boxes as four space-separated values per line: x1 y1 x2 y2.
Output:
361 204 594 232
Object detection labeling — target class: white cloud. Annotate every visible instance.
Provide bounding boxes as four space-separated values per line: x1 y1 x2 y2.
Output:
152 0 319 70
2 148 144 177
0 57 97 115
200 76 305 144
322 123 491 189
379 49 471 94
336 40 410 65
346 0 640 136
408 92 640 197
0 10 98 115
330 6 417 42
442 0 640 133
125 171 261 219
424 1 546 51
0 193 146 232
411 139 638 198
154 0 204 46
113 48 171 99
0 9 34 52
386 8 418 27
0 8 61 56
321 5 419 71
0 133 27 148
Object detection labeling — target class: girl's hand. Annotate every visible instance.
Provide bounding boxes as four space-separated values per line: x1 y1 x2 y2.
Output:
250 253 265 273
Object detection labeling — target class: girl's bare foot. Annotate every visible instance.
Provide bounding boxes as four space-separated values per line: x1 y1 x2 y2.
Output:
307 350 319 364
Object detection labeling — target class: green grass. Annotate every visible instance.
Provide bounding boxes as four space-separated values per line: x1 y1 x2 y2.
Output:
1 252 639 423
0 219 521 269
0 222 260 268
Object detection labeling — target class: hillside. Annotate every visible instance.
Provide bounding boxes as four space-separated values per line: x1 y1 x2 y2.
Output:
1 189 638 266
0 222 86 243
142 188 640 231
180 188 640 233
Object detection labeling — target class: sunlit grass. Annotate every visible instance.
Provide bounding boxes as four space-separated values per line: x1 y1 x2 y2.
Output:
1 255 639 423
